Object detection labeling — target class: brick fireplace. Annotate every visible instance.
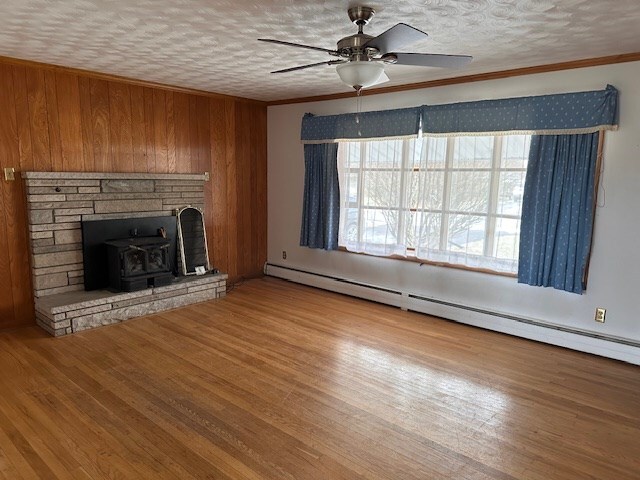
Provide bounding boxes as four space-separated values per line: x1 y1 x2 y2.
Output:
23 171 227 336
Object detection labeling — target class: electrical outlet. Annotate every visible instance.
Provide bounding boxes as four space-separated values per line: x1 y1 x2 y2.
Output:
282 250 287 260
595 307 606 323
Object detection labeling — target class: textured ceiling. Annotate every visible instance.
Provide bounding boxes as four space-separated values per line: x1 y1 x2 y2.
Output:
0 0 639 101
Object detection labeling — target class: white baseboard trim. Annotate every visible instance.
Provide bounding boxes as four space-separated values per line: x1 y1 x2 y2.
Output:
265 263 640 366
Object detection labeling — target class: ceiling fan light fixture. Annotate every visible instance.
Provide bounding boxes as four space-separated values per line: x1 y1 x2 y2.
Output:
336 61 384 90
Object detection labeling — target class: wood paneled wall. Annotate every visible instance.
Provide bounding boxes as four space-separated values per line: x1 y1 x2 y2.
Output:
0 60 267 329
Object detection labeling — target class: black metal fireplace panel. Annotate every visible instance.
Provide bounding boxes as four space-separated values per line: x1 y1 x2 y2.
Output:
82 216 177 291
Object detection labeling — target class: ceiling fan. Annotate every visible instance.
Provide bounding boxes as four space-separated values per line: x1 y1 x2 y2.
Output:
258 6 472 92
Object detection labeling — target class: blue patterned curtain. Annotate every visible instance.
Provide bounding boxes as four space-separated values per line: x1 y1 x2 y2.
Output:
518 133 600 293
299 143 340 250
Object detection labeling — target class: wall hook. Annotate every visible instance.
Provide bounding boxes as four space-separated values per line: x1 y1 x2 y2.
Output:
3 167 15 182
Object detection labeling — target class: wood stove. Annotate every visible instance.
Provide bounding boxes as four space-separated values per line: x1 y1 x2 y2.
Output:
105 236 174 292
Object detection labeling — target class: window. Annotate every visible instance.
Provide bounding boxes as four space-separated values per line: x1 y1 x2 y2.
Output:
337 134 531 274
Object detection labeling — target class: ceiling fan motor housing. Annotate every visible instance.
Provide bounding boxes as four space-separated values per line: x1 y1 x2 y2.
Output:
337 34 378 60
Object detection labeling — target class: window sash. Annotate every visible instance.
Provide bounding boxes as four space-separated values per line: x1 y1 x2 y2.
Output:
338 134 529 273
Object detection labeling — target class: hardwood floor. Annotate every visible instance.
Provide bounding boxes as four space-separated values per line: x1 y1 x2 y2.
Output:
0 277 638 479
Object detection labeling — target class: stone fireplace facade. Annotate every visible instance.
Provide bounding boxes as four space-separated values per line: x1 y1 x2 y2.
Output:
23 172 226 336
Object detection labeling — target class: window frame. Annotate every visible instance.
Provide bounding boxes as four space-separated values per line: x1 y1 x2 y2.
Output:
337 134 530 276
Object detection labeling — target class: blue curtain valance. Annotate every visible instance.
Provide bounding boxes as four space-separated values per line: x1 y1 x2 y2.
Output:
300 85 618 143
420 85 618 136
301 107 421 144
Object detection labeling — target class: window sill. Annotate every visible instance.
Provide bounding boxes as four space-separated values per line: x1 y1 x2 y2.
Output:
337 246 517 278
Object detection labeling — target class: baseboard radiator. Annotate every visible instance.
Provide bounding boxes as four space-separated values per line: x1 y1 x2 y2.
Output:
265 263 640 365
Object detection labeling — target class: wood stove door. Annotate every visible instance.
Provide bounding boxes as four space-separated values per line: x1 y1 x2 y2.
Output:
176 206 211 275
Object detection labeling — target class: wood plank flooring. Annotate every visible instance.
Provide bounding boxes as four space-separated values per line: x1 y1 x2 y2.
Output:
0 277 638 479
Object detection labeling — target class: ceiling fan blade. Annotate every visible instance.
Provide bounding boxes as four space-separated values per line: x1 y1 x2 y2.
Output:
272 60 346 74
385 53 472 69
363 23 428 55
258 38 339 56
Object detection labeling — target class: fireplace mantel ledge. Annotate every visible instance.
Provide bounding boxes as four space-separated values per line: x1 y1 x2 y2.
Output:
22 172 208 181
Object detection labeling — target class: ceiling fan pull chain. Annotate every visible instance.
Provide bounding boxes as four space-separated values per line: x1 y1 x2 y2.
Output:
356 87 362 136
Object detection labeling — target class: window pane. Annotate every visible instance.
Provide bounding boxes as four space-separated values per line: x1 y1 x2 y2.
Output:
493 217 521 260
501 135 530 168
346 142 361 167
406 211 441 249
346 173 359 204
362 170 401 207
407 138 421 167
342 207 359 242
407 171 444 210
452 137 494 168
362 208 398 244
367 140 403 168
496 171 526 215
447 214 486 255
416 137 447 168
449 171 491 213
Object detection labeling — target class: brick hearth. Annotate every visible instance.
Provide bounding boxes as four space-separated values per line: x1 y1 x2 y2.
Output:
22 171 226 336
